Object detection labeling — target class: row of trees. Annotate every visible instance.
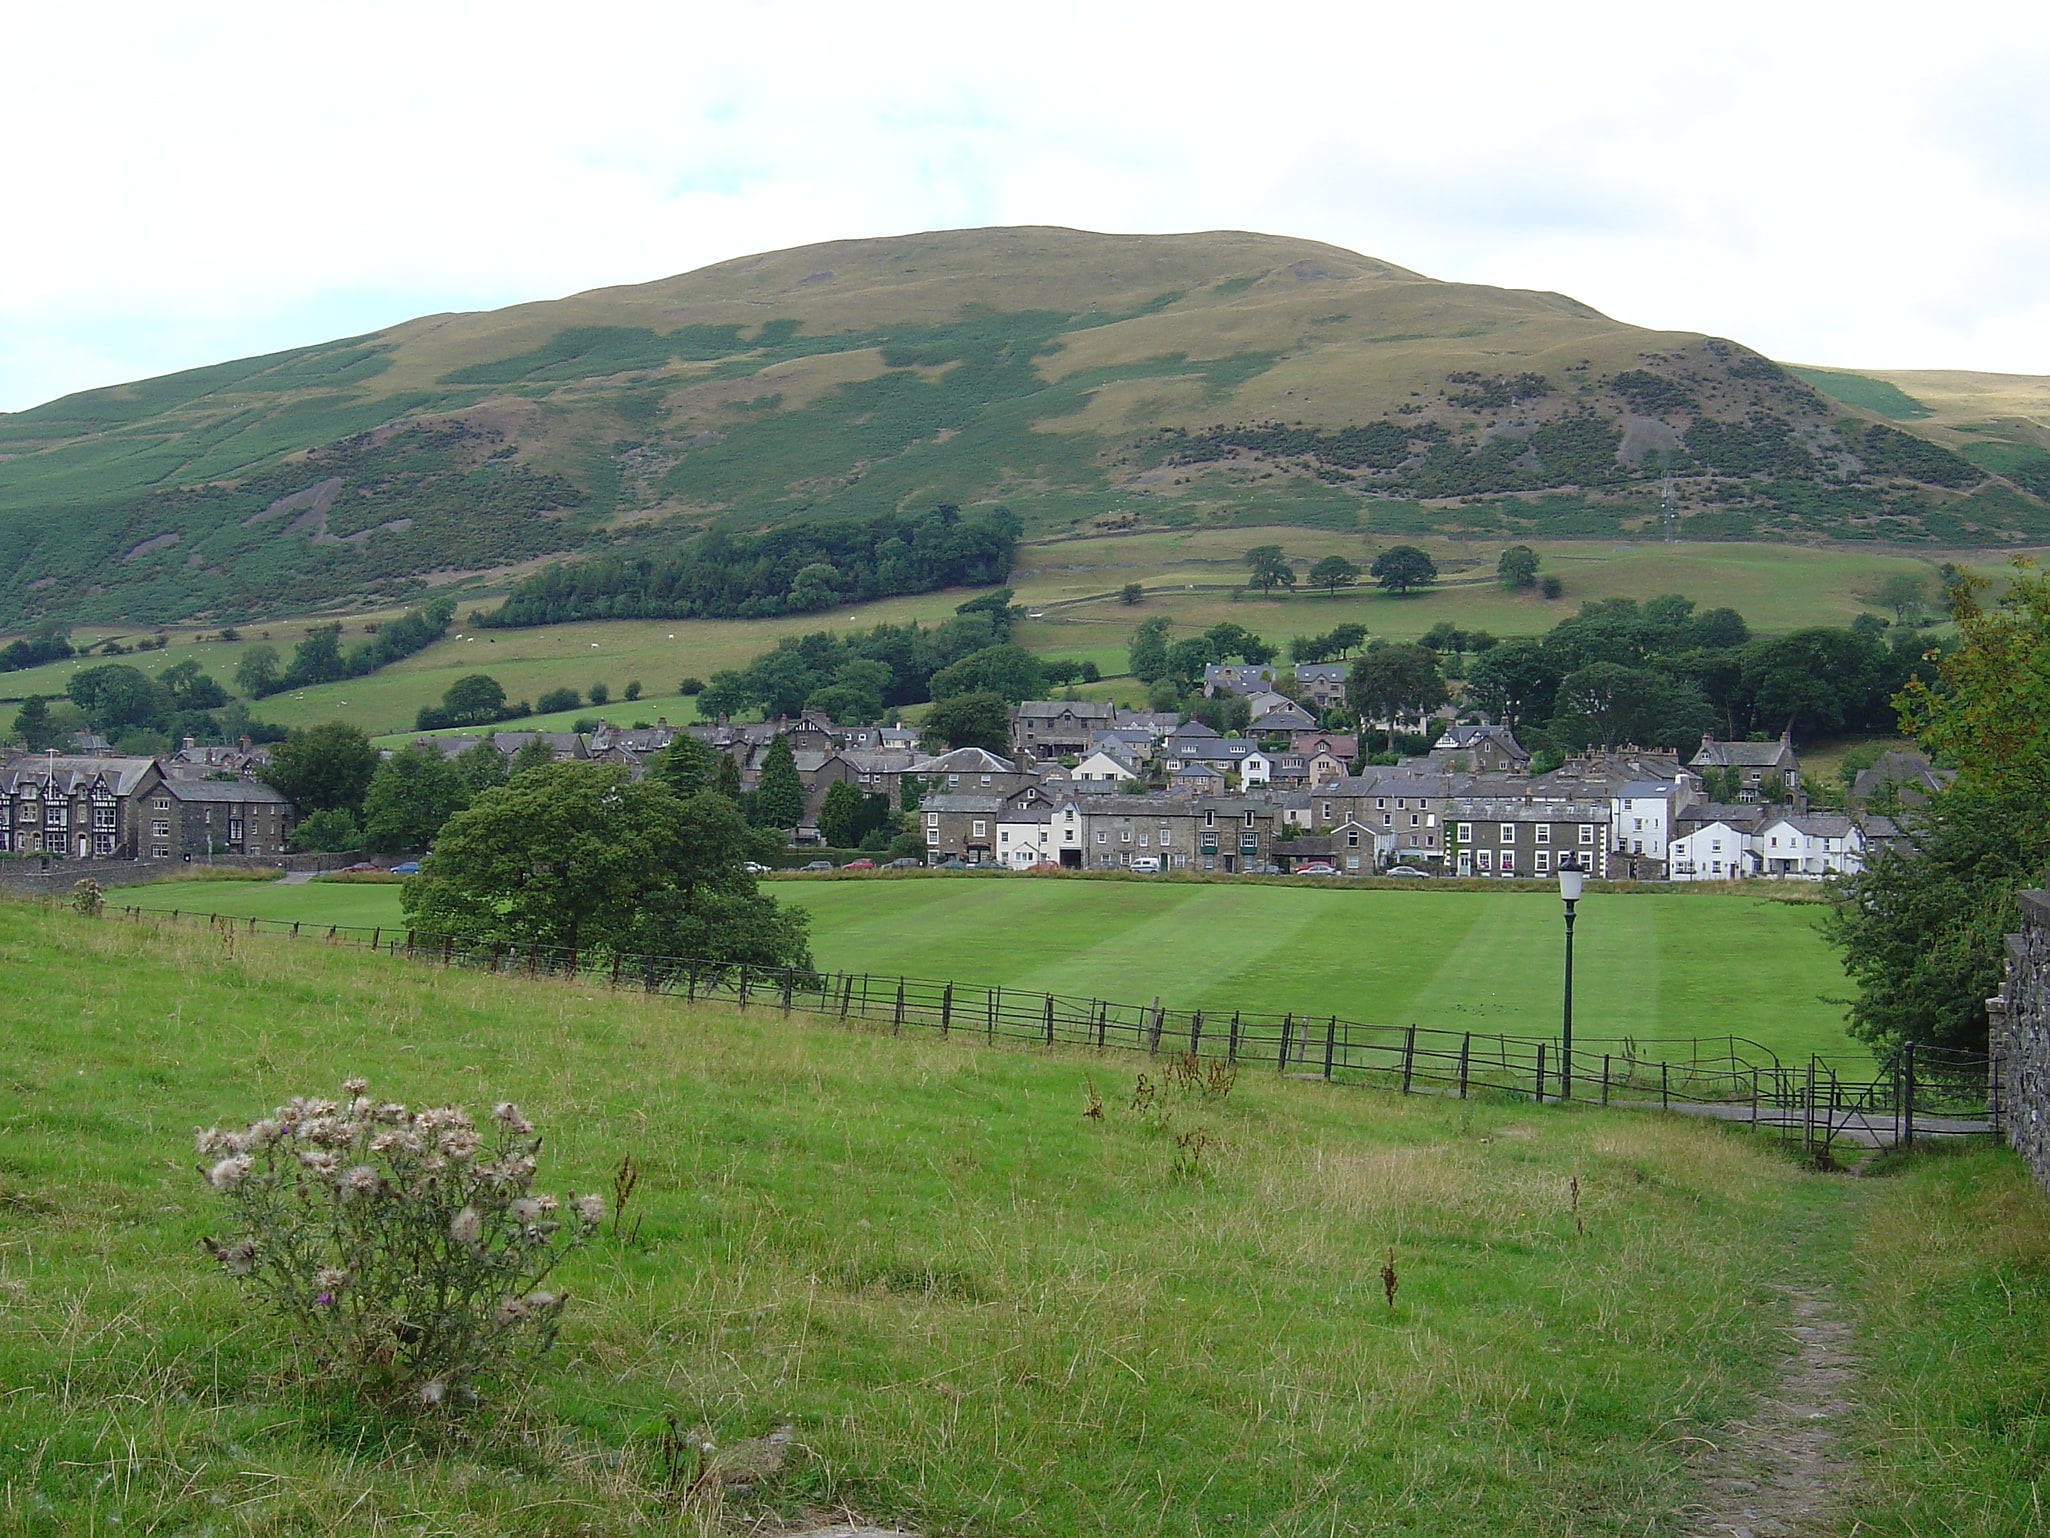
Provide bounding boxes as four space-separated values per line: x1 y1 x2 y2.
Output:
477 504 1019 627
235 598 455 698
1240 545 1439 597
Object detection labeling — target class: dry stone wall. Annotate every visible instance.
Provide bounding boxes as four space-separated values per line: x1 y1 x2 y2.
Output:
1993 890 2050 1187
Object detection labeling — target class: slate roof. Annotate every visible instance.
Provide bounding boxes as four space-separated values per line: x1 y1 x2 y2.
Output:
1 754 158 796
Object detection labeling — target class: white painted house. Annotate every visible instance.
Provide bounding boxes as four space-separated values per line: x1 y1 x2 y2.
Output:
1755 814 1864 879
996 806 1056 869
1668 819 1753 882
1072 748 1139 785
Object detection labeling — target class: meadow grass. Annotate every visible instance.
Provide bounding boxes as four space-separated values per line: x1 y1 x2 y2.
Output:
0 903 2041 1535
119 876 1862 1063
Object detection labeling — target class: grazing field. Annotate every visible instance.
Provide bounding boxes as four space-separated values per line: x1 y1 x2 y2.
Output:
121 874 1861 1063
0 903 2042 1536
0 533 2009 736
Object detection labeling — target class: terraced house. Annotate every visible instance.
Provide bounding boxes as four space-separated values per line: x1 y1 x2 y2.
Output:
1447 797 1610 879
0 753 295 861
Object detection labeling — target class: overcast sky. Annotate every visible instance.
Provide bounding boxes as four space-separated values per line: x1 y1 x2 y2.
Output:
4 1 2045 412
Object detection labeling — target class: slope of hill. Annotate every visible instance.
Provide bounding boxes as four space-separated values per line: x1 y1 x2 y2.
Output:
5 225 2048 628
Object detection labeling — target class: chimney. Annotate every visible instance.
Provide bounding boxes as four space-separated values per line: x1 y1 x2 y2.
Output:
657 716 667 727
183 736 196 750
239 736 252 750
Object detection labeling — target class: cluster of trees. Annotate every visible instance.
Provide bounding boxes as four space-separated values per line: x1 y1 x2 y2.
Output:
235 598 455 699
7 655 286 757
1830 566 2050 1053
1287 624 1369 663
476 504 1020 627
414 674 536 732
1462 595 1927 758
0 625 73 673
1127 619 1277 707
691 591 1092 728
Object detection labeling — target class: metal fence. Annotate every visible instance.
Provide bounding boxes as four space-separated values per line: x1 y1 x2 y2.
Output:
114 903 1995 1145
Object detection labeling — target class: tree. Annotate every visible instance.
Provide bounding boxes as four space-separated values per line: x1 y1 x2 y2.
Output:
442 674 509 727
10 695 53 751
400 763 811 968
1244 545 1295 596
752 735 805 832
159 660 229 711
1550 663 1665 750
788 562 840 612
1119 583 1144 606
928 644 1045 704
1345 644 1447 751
536 687 581 714
1497 545 1540 590
588 682 610 706
1741 629 1884 735
1464 640 1559 732
360 745 473 854
289 807 362 854
654 733 717 798
285 624 347 688
1871 571 1930 624
1898 563 2050 803
1308 555 1361 597
453 739 510 794
68 664 167 733
713 752 744 798
818 779 866 848
921 691 1011 754
1128 618 1173 683
262 724 378 817
509 737 557 778
1370 546 1437 595
1327 623 1367 657
235 644 283 698
624 681 642 701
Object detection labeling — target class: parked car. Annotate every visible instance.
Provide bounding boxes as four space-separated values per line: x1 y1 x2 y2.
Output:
1127 856 1161 874
843 857 876 870
1385 865 1429 878
939 857 966 870
389 861 420 874
888 856 922 868
343 862 378 873
802 859 834 871
1293 862 1338 877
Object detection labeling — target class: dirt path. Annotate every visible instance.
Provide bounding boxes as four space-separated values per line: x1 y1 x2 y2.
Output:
1681 1281 1858 1537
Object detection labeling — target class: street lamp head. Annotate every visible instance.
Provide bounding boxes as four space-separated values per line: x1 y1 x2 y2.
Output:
1558 869 1585 902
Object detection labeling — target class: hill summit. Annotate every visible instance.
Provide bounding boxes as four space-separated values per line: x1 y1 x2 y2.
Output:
3 226 2046 626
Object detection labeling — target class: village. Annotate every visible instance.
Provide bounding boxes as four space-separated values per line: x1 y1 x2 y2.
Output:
0 651 1947 886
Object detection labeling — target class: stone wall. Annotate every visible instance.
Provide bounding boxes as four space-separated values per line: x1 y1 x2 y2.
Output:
1992 889 2050 1188
0 850 361 897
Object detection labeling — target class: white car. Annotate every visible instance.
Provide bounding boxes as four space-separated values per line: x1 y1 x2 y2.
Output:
1127 857 1162 873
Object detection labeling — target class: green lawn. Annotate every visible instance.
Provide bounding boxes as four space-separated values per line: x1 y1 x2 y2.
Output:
0 902 2042 1536
122 875 1861 1064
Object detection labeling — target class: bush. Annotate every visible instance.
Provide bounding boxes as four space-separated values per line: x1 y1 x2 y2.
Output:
678 677 705 696
588 682 610 706
195 1081 601 1407
535 687 581 714
1541 575 1565 600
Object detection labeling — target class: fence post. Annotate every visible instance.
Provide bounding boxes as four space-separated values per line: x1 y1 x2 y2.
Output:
1043 993 1054 1046
840 974 854 1019
1661 1061 1669 1112
1228 1011 1240 1063
988 986 998 1041
1458 1032 1470 1099
1603 1053 1612 1108
1400 1025 1416 1094
1323 1016 1337 1081
1147 998 1163 1054
488 942 501 973
782 969 795 1014
442 934 453 967
1804 1057 1816 1159
1190 1010 1203 1056
1278 1014 1293 1074
1536 1042 1548 1104
738 966 751 1009
894 980 906 1031
371 927 379 952
940 983 952 1036
1750 1067 1758 1128
1095 1001 1107 1051
1903 1040 1916 1150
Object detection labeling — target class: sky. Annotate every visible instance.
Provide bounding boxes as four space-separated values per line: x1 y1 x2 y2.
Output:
4 0 2047 413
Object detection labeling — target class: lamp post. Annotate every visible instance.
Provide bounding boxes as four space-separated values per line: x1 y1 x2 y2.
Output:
1558 868 1583 1100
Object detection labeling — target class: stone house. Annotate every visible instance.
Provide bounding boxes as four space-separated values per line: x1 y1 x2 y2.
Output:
1293 663 1349 711
1691 732 1800 801
1011 700 1114 759
1446 797 1610 879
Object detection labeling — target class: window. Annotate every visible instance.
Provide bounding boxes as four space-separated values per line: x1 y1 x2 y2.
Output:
151 845 168 859
926 812 939 825
151 820 170 838
1160 830 1172 846
154 798 170 811
1500 824 1516 842
1534 824 1550 844
1409 814 1420 827
1580 824 1596 845
1457 822 1472 842
1096 831 1107 843
1477 850 1493 872
979 774 991 786
1535 850 1551 874
1345 830 1359 848
971 820 986 838
1321 803 1332 821
926 828 940 845
1244 811 1255 827
1376 797 1387 809
1500 850 1516 872
1121 830 1132 843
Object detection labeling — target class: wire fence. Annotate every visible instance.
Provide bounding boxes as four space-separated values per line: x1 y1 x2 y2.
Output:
115 903 1997 1145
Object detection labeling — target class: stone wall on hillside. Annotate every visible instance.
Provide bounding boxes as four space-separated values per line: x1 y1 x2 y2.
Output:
1992 889 2050 1188
0 851 360 896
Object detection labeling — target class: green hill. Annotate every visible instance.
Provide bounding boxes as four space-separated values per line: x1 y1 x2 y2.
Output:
5 225 2049 628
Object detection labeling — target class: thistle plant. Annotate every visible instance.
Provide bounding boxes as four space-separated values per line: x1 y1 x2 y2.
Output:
195 1078 601 1407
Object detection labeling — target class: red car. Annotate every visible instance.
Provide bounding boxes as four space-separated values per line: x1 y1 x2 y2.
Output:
843 858 876 870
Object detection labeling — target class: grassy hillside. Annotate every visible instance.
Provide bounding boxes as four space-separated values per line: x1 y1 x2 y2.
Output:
6 225 2049 629
124 875 1861 1061
4 903 2047 1535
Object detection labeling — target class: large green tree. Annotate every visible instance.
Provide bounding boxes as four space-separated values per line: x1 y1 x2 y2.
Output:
653 733 718 798
1308 556 1361 597
360 744 473 854
920 691 1012 754
1244 545 1296 596
1831 563 2050 1051
442 674 509 727
751 734 806 832
817 779 866 848
10 695 53 751
1497 545 1540 590
1345 644 1448 751
400 763 810 968
67 664 167 734
928 644 1045 704
262 723 378 817
1370 546 1438 595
